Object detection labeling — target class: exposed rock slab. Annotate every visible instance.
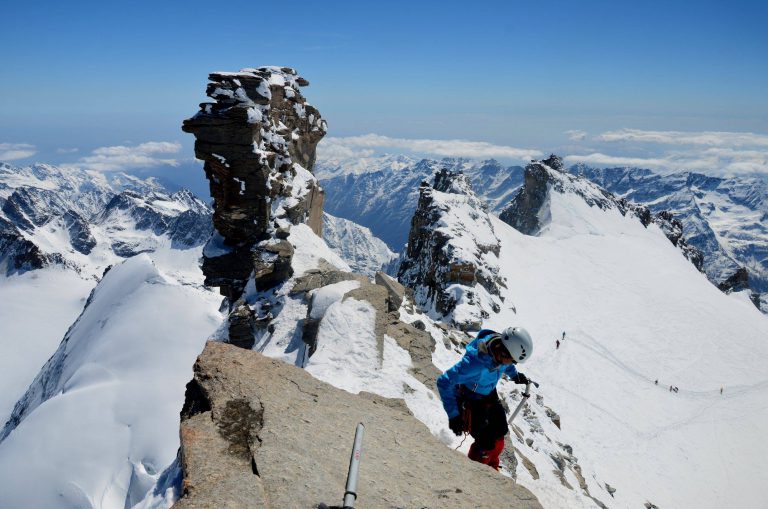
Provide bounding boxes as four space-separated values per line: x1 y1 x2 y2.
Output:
375 271 405 312
176 341 542 509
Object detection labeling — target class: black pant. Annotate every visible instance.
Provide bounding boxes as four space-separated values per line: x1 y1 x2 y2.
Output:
458 388 509 450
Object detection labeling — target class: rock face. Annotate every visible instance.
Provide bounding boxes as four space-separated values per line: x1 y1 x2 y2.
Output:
175 341 542 509
398 168 505 330
182 66 327 301
500 155 705 272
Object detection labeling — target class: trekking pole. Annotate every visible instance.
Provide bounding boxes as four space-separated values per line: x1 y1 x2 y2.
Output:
342 423 365 509
508 380 539 423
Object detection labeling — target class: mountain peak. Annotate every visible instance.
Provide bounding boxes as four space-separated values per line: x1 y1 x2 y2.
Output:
398 168 505 330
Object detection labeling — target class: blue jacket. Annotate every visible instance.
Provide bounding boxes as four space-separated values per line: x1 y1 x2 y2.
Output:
437 329 519 418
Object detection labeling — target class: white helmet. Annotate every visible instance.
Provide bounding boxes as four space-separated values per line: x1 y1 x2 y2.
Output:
500 327 533 363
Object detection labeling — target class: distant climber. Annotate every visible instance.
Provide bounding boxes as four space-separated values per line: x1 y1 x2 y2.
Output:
562 331 566 341
720 387 724 395
556 339 560 350
437 327 534 470
654 379 658 385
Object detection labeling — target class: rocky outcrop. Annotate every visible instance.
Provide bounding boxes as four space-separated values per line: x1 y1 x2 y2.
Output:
498 155 564 235
317 156 525 251
176 341 542 509
500 154 705 272
398 168 505 330
182 67 327 302
0 217 50 275
651 210 704 271
718 266 751 294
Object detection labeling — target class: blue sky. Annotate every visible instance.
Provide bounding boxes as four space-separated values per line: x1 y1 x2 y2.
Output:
1 0 767 181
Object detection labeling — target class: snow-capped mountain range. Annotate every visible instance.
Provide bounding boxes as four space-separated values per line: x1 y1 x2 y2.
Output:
0 162 213 277
317 154 768 311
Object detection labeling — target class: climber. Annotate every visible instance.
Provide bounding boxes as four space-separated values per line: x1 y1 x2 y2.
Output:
556 339 560 350
437 327 534 470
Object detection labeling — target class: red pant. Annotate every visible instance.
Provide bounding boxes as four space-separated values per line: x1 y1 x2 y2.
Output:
468 437 505 469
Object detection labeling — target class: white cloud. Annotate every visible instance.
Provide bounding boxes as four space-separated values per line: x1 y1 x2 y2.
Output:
319 134 542 162
565 153 669 168
596 128 768 147
566 147 768 175
0 143 36 161
78 141 182 172
565 130 588 141
565 128 768 175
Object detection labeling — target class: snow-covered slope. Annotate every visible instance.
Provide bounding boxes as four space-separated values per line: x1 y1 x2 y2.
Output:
0 268 94 423
317 154 768 312
0 163 214 431
481 208 768 508
322 212 396 276
0 254 222 509
392 167 768 508
571 165 768 305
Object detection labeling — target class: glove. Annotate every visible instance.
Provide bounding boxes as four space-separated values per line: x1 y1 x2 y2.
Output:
448 415 464 436
513 373 530 385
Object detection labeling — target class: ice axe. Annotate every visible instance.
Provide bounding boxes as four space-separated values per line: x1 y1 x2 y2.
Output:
508 380 539 423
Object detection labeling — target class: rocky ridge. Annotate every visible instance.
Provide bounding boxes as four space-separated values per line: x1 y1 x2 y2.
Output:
174 68 553 508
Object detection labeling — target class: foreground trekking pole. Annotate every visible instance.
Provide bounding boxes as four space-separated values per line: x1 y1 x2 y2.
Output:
342 423 365 509
508 380 539 423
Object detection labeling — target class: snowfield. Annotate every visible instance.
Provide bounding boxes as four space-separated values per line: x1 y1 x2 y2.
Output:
0 268 94 423
0 254 222 509
480 193 768 508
